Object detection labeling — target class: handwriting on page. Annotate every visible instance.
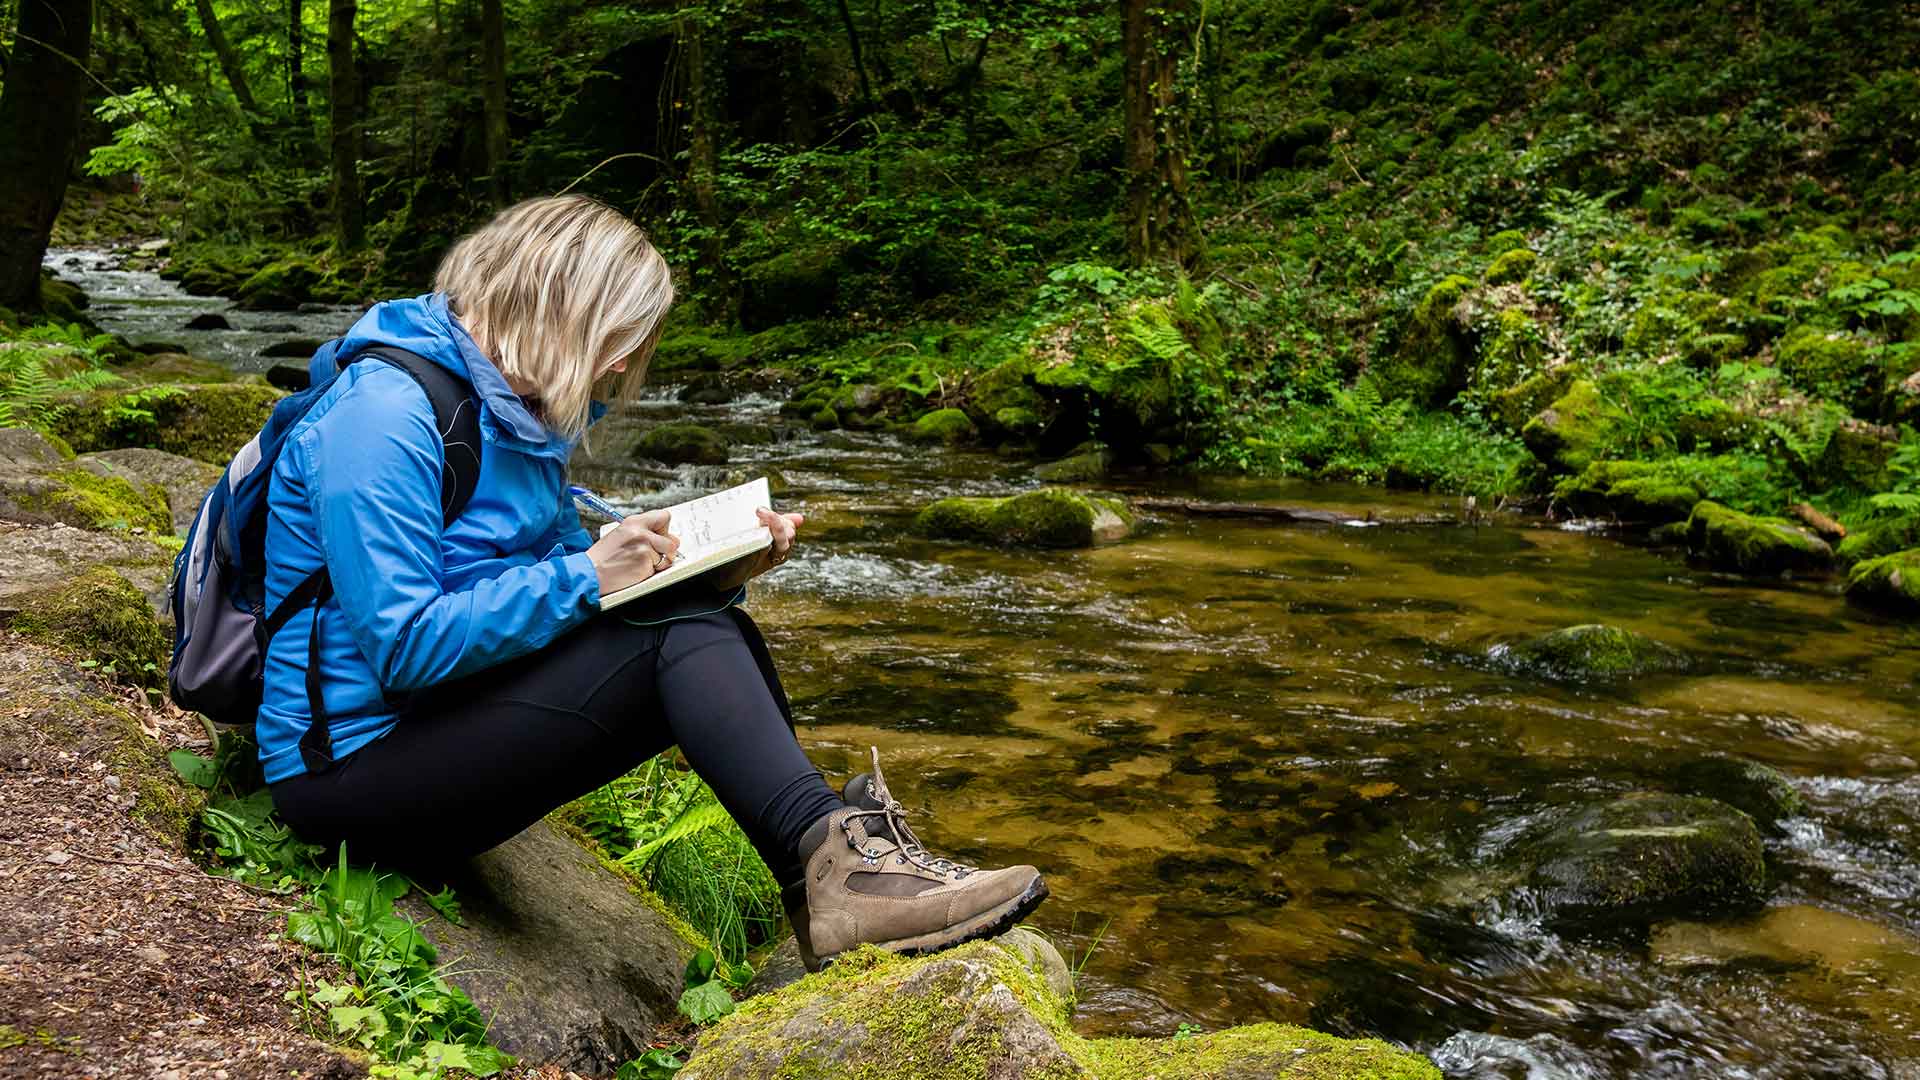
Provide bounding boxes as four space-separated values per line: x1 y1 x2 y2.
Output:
660 477 770 556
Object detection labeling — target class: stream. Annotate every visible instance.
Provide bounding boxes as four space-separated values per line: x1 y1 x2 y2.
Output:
52 248 1920 1079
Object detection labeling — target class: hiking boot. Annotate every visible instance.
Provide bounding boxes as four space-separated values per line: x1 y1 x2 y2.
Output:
798 747 1047 967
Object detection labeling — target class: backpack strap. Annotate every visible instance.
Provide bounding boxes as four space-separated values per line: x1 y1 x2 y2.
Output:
271 345 485 774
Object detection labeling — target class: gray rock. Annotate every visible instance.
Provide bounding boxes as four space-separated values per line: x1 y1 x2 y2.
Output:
0 522 172 618
403 821 698 1075
994 926 1074 1004
77 449 223 534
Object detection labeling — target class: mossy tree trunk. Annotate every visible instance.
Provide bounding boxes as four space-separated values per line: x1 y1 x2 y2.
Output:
479 0 509 208
328 0 364 248
1121 0 1199 269
0 0 93 313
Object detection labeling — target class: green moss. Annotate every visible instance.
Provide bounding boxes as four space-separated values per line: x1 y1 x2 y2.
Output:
11 466 172 534
633 423 730 465
117 352 241 384
1775 326 1886 415
993 406 1043 436
1483 247 1536 285
1686 500 1834 575
1846 548 1920 616
1472 307 1544 393
969 358 1045 421
1033 447 1113 482
916 488 1132 548
1497 624 1690 679
653 327 758 374
1552 460 1702 522
684 939 1438 1080
1523 794 1767 928
10 567 167 685
1378 274 1474 407
1521 379 1622 473
908 407 978 444
1670 757 1805 832
1837 514 1920 564
52 383 283 465
234 256 344 311
1492 366 1576 433
809 405 841 430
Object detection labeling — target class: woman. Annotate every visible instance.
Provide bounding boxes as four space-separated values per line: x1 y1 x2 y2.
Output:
259 195 1046 968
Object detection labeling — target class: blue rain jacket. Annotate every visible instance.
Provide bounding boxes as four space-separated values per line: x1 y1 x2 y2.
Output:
257 293 606 782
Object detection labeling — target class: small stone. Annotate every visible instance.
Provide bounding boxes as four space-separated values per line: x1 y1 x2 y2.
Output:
135 945 170 965
45 850 72 865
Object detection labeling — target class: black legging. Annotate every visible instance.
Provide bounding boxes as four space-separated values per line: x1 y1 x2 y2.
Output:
270 606 844 886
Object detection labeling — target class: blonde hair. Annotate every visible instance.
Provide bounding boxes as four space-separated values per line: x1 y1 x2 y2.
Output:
434 194 674 441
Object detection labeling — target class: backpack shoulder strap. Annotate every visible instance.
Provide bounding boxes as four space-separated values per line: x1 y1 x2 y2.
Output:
355 345 484 525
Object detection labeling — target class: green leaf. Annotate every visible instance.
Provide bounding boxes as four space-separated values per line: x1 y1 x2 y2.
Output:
683 947 717 989
617 1047 686 1079
675 979 735 1025
167 749 220 789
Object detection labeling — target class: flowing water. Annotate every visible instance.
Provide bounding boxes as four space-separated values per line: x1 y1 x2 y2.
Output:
55 249 1920 1078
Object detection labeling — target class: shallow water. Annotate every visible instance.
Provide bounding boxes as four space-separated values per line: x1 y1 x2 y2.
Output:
61 250 1920 1078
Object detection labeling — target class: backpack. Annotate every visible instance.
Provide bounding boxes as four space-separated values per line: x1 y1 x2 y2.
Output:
168 345 483 772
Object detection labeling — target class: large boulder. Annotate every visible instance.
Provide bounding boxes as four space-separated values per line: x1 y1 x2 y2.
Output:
916 488 1133 548
1521 379 1620 473
1685 500 1833 576
1492 624 1689 680
5 565 170 684
1499 794 1767 930
681 937 1438 1080
52 383 283 465
634 423 730 465
76 448 224 534
1836 513 1920 565
1846 549 1920 616
401 821 699 1074
908 407 977 444
0 521 174 617
1375 274 1474 408
0 428 172 536
1668 756 1804 834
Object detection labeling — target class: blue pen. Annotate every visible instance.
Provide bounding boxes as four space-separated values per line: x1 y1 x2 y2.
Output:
567 484 627 521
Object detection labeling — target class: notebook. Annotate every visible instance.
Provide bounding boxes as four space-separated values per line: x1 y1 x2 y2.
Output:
596 477 773 609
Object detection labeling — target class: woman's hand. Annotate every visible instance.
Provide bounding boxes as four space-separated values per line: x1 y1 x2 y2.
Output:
586 509 679 596
711 508 804 591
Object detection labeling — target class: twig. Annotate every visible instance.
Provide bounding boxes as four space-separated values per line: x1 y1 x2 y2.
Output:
557 152 673 196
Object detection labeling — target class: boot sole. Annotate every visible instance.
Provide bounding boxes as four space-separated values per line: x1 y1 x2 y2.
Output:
819 875 1051 967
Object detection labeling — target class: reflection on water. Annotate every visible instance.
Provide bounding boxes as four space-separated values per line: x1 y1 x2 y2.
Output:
66 251 1920 1077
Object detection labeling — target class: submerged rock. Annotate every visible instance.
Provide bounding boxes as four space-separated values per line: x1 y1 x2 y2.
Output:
1685 500 1833 576
633 422 730 465
1846 549 1920 615
1034 445 1114 483
403 821 699 1074
52 383 284 465
1503 794 1767 930
916 488 1133 547
183 312 233 331
1669 756 1804 833
258 337 325 359
680 937 1438 1080
1493 624 1689 679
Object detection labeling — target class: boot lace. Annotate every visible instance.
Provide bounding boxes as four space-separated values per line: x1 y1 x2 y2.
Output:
841 746 976 880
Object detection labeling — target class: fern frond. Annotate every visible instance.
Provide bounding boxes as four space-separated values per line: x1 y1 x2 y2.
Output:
619 800 734 871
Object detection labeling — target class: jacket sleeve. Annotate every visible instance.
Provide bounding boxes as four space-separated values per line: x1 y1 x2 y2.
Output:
296 367 602 691
534 497 595 556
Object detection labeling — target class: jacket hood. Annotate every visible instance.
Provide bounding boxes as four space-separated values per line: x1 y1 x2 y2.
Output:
312 293 567 455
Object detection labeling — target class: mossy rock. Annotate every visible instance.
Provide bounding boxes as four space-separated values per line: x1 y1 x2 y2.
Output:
9 566 169 685
1837 514 1920 565
1846 549 1920 616
909 408 978 445
969 358 1046 421
831 384 890 430
1775 326 1887 416
916 488 1133 548
680 937 1439 1080
809 406 841 430
1506 794 1767 930
1471 307 1544 393
1551 461 1701 522
1685 500 1834 576
1669 757 1804 833
633 423 730 465
0 428 174 534
52 383 283 465
77 449 226 534
1483 247 1536 285
1494 624 1690 680
653 327 756 375
116 352 239 384
992 406 1044 437
1376 274 1474 407
39 275 97 330
1815 419 1899 491
1033 447 1113 483
1521 379 1621 473
234 256 330 311
1492 366 1576 433
739 247 844 330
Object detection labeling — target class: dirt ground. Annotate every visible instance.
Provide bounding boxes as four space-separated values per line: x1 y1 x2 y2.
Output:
0 641 364 1080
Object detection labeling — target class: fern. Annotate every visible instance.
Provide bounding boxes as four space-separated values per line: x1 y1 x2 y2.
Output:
0 349 64 430
1124 316 1193 364
618 801 734 872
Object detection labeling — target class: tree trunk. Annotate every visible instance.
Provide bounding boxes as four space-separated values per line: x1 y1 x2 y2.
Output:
1121 0 1199 268
480 0 509 207
289 0 310 129
193 0 263 121
683 16 733 314
328 0 363 249
0 0 93 312
833 0 873 110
